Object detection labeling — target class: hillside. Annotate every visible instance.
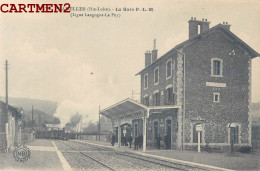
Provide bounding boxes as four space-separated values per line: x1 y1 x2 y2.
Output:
0 96 57 115
0 97 59 129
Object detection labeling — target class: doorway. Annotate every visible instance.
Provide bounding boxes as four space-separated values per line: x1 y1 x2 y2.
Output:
154 121 159 141
166 120 172 149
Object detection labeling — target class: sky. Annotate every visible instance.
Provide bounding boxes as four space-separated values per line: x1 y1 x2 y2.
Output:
0 0 259 126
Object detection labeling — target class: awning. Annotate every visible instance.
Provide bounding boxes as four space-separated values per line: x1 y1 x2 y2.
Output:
100 98 181 119
100 98 148 119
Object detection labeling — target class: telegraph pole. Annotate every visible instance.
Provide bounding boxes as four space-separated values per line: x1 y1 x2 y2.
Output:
98 105 101 141
32 105 34 130
131 90 140 101
4 60 9 152
79 115 82 139
5 60 8 106
5 60 9 126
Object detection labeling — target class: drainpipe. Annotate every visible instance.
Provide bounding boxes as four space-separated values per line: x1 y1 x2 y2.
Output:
177 50 186 150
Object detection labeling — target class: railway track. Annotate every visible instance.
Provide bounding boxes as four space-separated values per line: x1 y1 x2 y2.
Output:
64 150 85 170
70 141 188 170
57 140 207 171
58 140 116 170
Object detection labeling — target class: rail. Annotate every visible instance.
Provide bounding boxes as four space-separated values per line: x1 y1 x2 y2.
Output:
58 140 116 171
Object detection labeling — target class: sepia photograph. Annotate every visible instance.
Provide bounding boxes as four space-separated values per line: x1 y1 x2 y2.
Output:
0 0 259 170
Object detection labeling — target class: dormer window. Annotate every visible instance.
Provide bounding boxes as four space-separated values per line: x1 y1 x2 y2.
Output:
144 73 148 90
211 58 223 77
166 59 172 79
154 67 159 85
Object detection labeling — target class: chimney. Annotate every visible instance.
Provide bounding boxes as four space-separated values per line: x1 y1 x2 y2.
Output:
151 39 158 63
145 50 152 67
188 17 210 38
221 21 231 30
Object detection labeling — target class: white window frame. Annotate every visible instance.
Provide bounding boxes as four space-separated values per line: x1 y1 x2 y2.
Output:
211 58 223 77
144 73 148 90
227 123 241 144
213 92 220 103
154 67 159 85
166 58 172 80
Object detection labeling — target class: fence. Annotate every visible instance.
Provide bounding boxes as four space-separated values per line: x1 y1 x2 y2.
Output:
21 132 34 144
78 134 111 142
0 132 6 150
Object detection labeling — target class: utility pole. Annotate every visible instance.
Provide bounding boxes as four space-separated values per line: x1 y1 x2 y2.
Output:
79 115 82 139
131 90 140 101
32 105 34 130
5 60 9 116
5 60 8 107
5 60 9 151
98 105 101 141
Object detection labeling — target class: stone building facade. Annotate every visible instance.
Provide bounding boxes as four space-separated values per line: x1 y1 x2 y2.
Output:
136 18 259 150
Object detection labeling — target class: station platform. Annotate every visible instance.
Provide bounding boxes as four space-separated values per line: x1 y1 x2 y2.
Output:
0 139 259 171
73 139 260 171
0 139 71 171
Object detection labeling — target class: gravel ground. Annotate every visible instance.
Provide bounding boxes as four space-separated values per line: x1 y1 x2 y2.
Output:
55 140 203 171
25 139 54 147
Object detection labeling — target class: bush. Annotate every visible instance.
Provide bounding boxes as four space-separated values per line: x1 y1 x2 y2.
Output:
240 146 252 153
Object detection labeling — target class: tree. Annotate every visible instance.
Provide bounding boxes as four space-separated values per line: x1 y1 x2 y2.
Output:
53 117 60 124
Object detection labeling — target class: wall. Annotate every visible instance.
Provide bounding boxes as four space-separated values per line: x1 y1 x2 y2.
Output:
183 29 250 145
140 51 178 106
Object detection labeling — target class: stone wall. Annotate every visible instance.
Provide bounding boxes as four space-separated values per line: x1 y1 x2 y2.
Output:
183 29 250 145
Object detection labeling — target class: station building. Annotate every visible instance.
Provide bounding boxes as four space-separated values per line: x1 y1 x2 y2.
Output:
100 18 259 151
0 100 24 151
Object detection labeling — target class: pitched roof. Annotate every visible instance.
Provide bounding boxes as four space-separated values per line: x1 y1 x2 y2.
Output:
0 100 24 118
136 24 259 75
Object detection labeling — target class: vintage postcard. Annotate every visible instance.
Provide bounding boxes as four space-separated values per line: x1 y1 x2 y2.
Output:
0 0 259 170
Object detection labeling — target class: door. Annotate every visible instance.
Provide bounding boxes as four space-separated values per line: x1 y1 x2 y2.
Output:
166 120 172 149
154 121 159 141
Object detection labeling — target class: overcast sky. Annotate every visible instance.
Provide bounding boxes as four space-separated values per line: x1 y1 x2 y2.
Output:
0 0 259 125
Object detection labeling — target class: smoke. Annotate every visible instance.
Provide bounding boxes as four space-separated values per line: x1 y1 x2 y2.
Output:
53 99 97 127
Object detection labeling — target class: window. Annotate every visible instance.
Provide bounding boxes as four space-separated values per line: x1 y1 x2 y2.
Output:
211 58 223 77
213 92 220 102
153 91 160 106
229 125 240 144
165 87 174 105
166 59 172 79
213 60 220 75
144 73 148 89
143 95 149 106
154 67 159 85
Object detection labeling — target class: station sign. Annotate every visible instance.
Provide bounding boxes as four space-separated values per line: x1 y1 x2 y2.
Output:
196 124 202 132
